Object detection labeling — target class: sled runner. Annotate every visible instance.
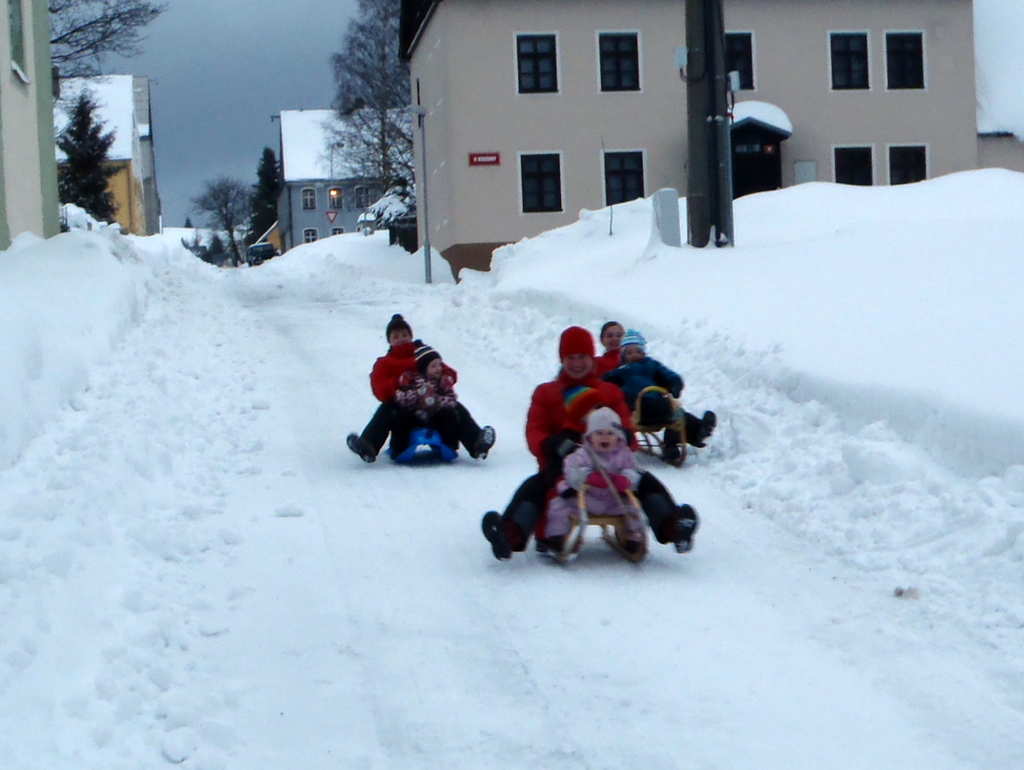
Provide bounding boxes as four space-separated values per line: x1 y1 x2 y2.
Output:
632 385 688 467
388 427 458 464
550 483 648 564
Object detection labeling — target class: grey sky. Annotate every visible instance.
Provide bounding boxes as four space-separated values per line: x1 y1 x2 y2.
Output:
108 0 359 227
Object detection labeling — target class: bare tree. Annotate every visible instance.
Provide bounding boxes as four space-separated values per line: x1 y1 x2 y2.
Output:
191 177 251 267
330 0 413 187
50 0 166 76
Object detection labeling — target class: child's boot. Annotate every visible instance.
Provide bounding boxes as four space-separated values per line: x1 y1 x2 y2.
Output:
346 433 376 463
472 425 496 459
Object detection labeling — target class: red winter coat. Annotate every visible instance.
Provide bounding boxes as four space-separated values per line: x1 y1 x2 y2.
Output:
594 349 621 376
370 342 458 403
525 369 635 470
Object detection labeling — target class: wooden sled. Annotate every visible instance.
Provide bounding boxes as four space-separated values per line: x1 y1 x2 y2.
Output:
554 485 648 564
632 385 688 467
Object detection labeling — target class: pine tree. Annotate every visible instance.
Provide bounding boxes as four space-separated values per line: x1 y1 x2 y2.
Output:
184 216 194 228
248 147 281 244
57 92 118 222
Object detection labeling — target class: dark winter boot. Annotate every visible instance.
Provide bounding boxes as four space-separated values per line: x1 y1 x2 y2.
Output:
662 443 684 465
471 425 496 459
346 433 376 463
536 534 566 553
482 511 524 560
701 411 717 442
673 504 700 553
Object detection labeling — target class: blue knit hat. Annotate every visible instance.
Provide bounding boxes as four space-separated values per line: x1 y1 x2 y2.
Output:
621 329 646 351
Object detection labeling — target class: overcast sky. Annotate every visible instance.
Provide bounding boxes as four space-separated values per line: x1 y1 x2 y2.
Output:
108 0 359 227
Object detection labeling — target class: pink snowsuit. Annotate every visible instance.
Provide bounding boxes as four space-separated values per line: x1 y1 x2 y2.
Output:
545 440 643 541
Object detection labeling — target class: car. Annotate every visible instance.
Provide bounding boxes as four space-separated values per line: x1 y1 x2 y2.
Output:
246 242 278 265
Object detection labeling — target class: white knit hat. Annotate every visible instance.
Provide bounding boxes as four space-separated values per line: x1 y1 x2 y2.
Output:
585 406 621 436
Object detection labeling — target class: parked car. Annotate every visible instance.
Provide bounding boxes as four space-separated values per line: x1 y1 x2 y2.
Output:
246 242 278 265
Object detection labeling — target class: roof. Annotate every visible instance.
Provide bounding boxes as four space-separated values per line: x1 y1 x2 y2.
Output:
279 109 358 182
400 0 441 60
731 100 793 138
54 75 137 161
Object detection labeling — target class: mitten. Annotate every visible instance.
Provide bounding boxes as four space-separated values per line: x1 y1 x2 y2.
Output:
610 474 631 493
585 471 608 488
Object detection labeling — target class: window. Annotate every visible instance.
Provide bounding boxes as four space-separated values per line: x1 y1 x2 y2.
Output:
834 146 873 185
517 34 558 93
604 151 644 205
831 32 869 89
303 228 318 243
8 0 26 75
520 153 562 212
355 186 370 208
725 33 754 90
331 227 344 235
328 187 342 209
301 188 316 210
889 145 926 184
886 32 924 89
599 33 640 91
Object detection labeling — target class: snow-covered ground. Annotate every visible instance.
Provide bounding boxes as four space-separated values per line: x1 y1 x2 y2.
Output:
2 171 1023 768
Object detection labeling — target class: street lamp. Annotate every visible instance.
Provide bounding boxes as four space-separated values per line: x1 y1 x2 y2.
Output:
409 105 431 284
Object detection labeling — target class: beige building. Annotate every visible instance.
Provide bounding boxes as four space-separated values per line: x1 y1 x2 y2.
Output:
1 0 60 248
401 0 1004 276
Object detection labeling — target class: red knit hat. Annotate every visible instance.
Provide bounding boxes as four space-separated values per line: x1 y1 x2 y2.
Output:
558 326 595 359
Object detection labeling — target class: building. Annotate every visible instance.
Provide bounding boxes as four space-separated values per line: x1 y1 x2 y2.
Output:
276 109 383 251
1 0 60 248
400 0 1018 277
55 75 162 235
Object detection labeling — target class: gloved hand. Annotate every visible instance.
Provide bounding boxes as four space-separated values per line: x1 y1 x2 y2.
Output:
610 473 631 493
671 386 682 399
585 471 608 488
542 429 580 463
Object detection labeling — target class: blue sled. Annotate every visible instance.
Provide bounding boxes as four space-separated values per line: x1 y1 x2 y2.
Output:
389 427 458 464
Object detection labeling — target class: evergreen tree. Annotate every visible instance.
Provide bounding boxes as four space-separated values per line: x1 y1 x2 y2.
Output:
184 216 193 228
57 91 118 222
248 147 281 245
207 233 226 262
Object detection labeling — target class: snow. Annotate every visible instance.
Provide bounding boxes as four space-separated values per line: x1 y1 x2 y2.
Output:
2 170 1024 767
54 75 138 162
975 0 1024 138
731 99 792 135
279 109 356 182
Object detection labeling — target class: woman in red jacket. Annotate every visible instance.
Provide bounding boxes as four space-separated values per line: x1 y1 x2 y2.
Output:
347 314 495 461
481 326 698 558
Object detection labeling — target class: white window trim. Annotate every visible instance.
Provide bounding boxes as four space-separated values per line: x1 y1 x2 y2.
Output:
513 30 562 96
516 150 565 215
725 30 757 92
600 148 648 207
883 29 927 92
303 227 319 242
327 187 343 210
885 142 929 185
301 186 317 210
10 61 31 84
831 143 875 184
595 29 644 94
827 29 873 92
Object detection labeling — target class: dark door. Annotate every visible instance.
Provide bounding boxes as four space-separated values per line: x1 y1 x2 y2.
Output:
732 126 783 198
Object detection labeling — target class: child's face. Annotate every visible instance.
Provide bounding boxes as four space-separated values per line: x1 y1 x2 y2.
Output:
601 324 624 352
425 358 443 379
588 427 621 452
389 328 413 346
622 345 645 363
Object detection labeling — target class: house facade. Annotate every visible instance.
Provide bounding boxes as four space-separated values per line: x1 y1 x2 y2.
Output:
1 0 60 248
401 0 988 277
276 109 383 251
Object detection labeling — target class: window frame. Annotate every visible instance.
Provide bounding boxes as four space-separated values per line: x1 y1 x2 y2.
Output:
885 30 925 91
515 32 560 95
596 30 642 93
8 0 30 82
301 187 317 210
887 143 928 185
829 30 871 91
303 227 319 243
602 149 646 206
518 151 564 214
833 145 874 186
327 187 343 210
354 186 371 209
725 31 755 91
331 227 345 235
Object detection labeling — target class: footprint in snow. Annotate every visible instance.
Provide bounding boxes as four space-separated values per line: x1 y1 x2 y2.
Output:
274 505 304 518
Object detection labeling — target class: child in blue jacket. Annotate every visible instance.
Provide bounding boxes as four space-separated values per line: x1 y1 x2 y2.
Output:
602 329 716 462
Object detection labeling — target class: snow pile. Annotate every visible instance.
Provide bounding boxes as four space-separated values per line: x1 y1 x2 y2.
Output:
60 203 120 233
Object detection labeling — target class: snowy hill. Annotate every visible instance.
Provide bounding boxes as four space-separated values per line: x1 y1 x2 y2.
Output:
1 173 1023 768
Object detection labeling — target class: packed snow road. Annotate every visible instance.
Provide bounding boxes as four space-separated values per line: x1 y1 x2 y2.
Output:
2 236 1022 768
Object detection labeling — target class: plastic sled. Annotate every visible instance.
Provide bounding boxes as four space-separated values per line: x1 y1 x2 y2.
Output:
632 385 688 467
554 485 648 564
388 427 458 464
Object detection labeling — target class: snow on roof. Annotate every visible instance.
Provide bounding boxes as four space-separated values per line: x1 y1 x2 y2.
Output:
54 75 137 162
732 100 793 137
279 109 357 182
974 0 1024 138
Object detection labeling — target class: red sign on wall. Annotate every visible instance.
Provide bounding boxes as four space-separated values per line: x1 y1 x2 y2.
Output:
469 152 501 166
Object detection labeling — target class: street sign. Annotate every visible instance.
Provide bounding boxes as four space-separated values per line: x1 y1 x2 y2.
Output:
469 152 500 166
326 211 338 222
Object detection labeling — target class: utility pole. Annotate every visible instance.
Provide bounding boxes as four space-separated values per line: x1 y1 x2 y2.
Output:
684 0 734 248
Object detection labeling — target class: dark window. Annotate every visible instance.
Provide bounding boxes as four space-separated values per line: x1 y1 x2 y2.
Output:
831 32 869 89
604 151 644 205
355 186 371 208
303 228 318 242
328 188 342 209
599 33 640 91
301 188 316 210
517 34 558 93
835 147 873 185
886 33 924 89
331 227 345 235
520 153 562 212
889 146 926 184
725 33 754 90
